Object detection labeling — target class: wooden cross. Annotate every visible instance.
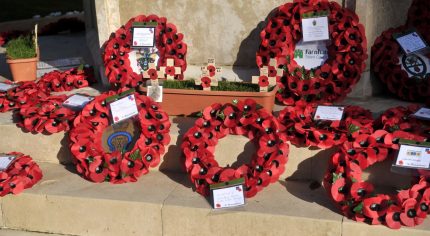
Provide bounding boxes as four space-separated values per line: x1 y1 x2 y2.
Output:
252 67 277 92
266 58 283 78
201 58 222 79
196 58 222 91
142 63 164 80
159 59 182 80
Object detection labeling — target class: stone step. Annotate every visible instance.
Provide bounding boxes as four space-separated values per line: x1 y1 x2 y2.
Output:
0 229 66 236
2 162 430 236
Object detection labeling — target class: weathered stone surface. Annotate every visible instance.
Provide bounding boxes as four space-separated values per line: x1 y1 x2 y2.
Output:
118 0 342 66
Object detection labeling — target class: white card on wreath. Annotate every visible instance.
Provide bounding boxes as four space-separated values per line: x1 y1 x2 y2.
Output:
63 94 94 109
132 27 155 47
294 40 329 69
413 107 430 120
302 16 329 42
212 184 245 209
395 144 430 169
395 31 428 54
314 105 344 121
0 82 17 92
147 85 163 102
0 155 16 171
109 94 139 124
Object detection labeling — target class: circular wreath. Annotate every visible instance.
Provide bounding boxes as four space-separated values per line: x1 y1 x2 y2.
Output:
0 66 93 113
69 90 171 183
18 95 77 134
256 0 367 105
323 130 430 229
0 152 43 196
278 101 374 148
103 14 188 89
371 26 430 102
181 99 289 198
407 0 430 30
374 105 430 140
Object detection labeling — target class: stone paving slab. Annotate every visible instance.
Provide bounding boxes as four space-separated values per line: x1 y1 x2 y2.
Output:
2 162 429 236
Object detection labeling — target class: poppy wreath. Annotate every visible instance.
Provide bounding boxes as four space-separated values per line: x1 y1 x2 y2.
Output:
373 105 430 141
277 101 374 148
17 95 78 134
406 0 430 31
371 26 430 102
0 66 93 113
256 0 367 105
323 129 430 229
181 99 290 198
69 90 171 183
0 152 43 197
103 14 188 89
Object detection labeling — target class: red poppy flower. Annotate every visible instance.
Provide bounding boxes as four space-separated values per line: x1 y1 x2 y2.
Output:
350 182 374 200
258 76 269 87
207 65 216 77
385 205 403 229
400 198 422 227
363 195 388 220
201 76 211 88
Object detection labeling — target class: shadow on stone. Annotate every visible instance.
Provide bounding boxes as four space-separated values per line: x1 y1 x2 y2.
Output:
281 146 340 213
232 7 278 81
57 133 73 165
159 116 195 188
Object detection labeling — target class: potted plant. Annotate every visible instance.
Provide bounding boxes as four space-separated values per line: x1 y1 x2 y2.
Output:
139 80 278 116
6 33 38 82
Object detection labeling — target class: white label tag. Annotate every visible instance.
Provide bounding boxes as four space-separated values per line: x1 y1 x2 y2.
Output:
63 94 94 109
314 106 344 121
132 27 155 47
395 144 430 169
302 16 329 42
395 32 428 54
294 40 329 69
413 107 430 120
212 184 245 209
398 52 430 78
0 82 17 92
109 94 139 124
147 85 163 102
0 155 16 171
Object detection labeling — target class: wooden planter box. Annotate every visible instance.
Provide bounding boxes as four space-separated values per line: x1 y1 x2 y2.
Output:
142 86 278 116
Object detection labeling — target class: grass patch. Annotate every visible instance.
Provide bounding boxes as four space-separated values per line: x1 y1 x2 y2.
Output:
6 35 37 59
162 80 272 92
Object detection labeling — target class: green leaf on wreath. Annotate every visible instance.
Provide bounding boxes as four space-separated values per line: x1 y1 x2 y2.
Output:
104 175 110 182
121 172 127 178
348 124 360 134
353 202 364 214
351 178 357 183
217 111 225 120
389 125 400 132
256 104 263 110
332 173 343 183
232 99 238 105
196 111 203 118
130 149 141 161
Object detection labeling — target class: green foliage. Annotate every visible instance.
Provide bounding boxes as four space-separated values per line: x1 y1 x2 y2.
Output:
162 79 273 92
332 172 343 183
6 35 37 59
129 149 141 161
353 202 364 214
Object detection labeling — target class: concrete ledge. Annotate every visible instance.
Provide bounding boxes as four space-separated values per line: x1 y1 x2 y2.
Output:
2 163 430 236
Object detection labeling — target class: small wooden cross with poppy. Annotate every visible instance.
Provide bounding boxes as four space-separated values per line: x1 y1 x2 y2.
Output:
196 58 221 91
159 58 182 80
142 62 164 85
252 59 279 92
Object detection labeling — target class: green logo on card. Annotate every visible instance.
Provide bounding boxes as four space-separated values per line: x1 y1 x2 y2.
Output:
294 49 304 59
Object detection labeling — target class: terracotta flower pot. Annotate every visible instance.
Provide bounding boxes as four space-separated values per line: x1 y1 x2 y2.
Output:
141 85 278 116
6 55 38 82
